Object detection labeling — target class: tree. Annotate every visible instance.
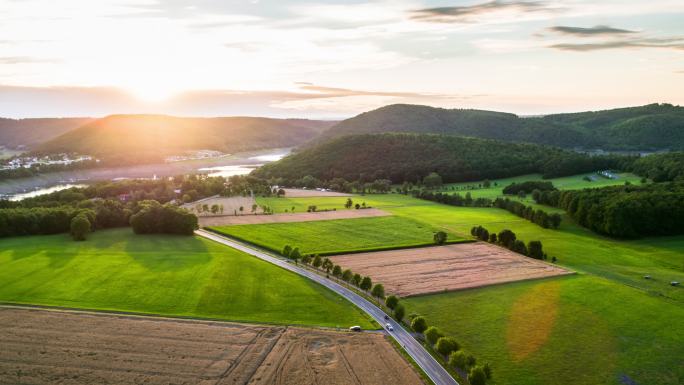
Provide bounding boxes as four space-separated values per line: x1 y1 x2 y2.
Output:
488 233 497 243
211 204 219 214
239 206 244 214
527 240 544 260
385 295 399 310
478 228 489 241
483 362 493 379
352 273 362 286
394 304 405 322
323 258 333 273
423 172 443 189
282 245 292 258
290 247 302 262
511 239 528 255
345 198 353 209
435 337 460 357
433 231 447 245
312 255 322 268
483 179 491 188
448 351 467 370
411 316 428 334
371 283 385 300
251 204 258 214
342 269 353 282
424 326 444 345
70 214 91 241
498 229 516 248
301 254 312 265
332 264 342 278
360 276 373 291
468 366 487 385
549 213 562 229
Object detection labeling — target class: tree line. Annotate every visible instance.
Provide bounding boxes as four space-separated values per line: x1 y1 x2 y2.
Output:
253 133 631 186
533 182 684 238
471 226 553 261
493 198 562 229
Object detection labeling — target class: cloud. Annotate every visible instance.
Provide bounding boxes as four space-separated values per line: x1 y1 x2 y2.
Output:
549 25 638 36
0 56 55 64
409 1 552 23
549 37 684 51
292 82 468 100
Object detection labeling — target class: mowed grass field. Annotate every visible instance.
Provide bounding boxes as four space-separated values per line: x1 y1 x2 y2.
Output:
209 215 465 256
0 228 373 328
405 275 684 385
252 192 684 384
438 172 644 200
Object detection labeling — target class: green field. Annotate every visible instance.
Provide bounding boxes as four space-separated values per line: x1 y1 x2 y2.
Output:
209 215 465 256
439 172 643 200
250 190 684 385
405 275 684 385
0 228 373 328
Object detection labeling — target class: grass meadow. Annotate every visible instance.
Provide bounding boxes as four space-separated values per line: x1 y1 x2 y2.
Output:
0 228 373 328
209 215 465 256
250 190 683 385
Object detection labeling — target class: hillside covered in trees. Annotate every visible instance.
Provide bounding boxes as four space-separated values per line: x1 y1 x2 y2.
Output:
37 115 336 164
314 103 684 151
253 133 628 184
0 117 92 149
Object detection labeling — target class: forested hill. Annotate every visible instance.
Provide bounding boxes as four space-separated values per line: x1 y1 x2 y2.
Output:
314 103 684 151
253 133 628 184
38 115 336 164
0 117 92 149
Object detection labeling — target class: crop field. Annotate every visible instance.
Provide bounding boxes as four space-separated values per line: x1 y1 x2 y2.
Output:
329 243 571 297
199 207 390 226
405 275 684 385
438 172 644 200
251 189 684 384
209 215 466 256
0 228 372 328
0 307 422 385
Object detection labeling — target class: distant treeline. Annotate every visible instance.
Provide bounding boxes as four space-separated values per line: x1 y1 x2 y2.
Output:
0 158 99 181
502 181 556 195
255 133 632 185
629 152 684 182
533 182 684 238
412 190 561 229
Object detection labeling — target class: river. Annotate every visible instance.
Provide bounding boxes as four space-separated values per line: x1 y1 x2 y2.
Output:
0 148 290 200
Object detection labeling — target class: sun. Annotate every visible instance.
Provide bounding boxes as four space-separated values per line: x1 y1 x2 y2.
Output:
126 82 182 103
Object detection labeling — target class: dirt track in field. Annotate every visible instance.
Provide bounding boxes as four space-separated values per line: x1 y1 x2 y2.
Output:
282 188 352 197
199 208 390 226
0 307 423 385
329 242 572 297
183 196 261 216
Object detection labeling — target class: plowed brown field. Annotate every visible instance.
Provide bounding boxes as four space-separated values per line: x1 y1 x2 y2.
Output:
330 242 572 297
0 307 423 385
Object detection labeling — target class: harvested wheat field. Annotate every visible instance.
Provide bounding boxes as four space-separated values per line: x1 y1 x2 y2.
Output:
0 307 423 385
330 242 572 297
199 208 390 226
183 196 261 216
282 188 352 197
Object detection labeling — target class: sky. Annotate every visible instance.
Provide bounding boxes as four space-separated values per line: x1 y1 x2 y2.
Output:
0 0 683 119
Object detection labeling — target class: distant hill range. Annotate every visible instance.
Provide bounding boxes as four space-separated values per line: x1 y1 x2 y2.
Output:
254 133 626 184
36 115 336 164
0 118 93 149
313 103 684 151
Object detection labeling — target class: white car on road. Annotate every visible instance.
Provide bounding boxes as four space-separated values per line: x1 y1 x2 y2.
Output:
385 323 394 332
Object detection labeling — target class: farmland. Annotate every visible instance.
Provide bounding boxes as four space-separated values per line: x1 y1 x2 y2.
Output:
0 307 422 385
405 275 684 385
329 243 571 297
244 190 684 385
209 215 466 256
0 228 372 328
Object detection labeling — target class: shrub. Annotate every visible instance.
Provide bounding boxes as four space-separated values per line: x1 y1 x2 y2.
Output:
411 316 428 334
448 351 468 370
394 304 405 322
433 231 448 245
435 336 460 357
468 366 487 385
527 240 544 260
70 214 91 241
282 245 292 258
424 326 444 345
385 295 399 310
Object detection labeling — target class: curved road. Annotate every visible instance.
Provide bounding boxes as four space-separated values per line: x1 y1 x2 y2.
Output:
196 229 459 385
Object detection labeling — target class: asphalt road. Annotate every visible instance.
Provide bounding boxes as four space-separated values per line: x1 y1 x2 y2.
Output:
196 229 459 385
